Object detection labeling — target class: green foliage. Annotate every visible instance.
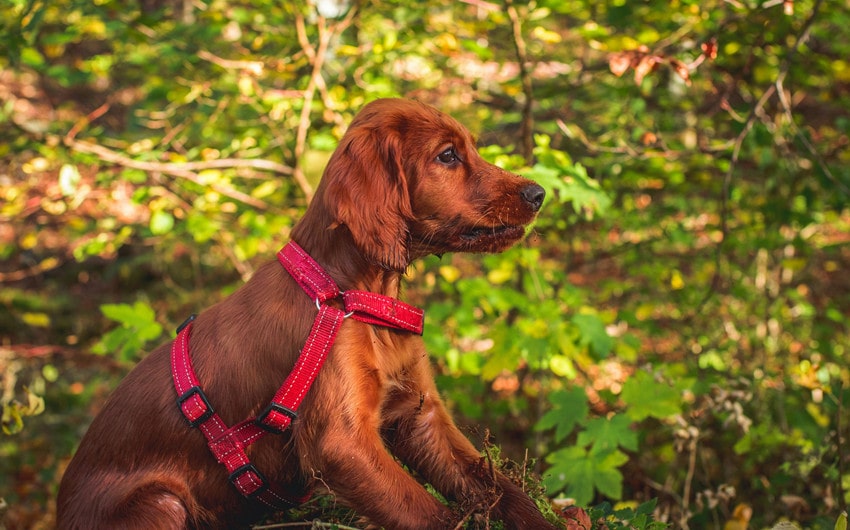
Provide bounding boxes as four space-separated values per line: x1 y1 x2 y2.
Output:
92 302 164 361
537 375 680 506
588 499 668 530
2 0 850 528
536 388 589 444
620 370 682 422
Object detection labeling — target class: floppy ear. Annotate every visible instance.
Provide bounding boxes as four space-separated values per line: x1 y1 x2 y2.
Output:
323 126 413 271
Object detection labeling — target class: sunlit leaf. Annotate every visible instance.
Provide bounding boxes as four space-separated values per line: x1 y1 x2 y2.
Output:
59 164 81 196
621 370 682 421
577 414 638 452
150 210 174 235
535 387 589 443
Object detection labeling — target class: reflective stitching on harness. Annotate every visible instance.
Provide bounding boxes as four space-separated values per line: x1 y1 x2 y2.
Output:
171 241 424 511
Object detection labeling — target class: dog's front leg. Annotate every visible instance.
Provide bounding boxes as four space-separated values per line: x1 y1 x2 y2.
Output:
383 361 560 530
302 416 458 530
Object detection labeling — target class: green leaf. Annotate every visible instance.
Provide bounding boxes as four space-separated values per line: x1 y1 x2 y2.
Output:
96 302 163 360
543 445 593 502
835 511 848 530
577 413 638 452
591 447 628 499
100 303 142 325
535 387 589 443
150 209 174 235
572 313 614 357
544 445 628 505
637 498 658 516
621 370 682 421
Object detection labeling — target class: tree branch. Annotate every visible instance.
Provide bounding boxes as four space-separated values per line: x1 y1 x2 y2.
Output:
66 138 275 210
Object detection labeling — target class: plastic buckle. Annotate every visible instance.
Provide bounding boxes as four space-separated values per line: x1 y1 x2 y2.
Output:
229 463 268 498
176 386 214 428
255 402 298 434
176 314 197 334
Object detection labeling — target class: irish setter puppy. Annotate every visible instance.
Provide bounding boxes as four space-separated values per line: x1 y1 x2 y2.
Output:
57 98 557 529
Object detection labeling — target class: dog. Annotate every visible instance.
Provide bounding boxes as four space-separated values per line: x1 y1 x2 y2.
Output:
57 98 557 529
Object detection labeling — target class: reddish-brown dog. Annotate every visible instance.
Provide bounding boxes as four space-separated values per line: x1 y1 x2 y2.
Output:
57 98 556 529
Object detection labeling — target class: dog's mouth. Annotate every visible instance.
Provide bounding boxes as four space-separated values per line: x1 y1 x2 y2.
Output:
411 217 534 256
452 224 529 253
459 224 524 242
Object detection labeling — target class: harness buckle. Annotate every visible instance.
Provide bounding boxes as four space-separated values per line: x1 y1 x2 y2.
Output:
176 314 197 334
176 386 214 428
229 463 269 498
255 402 298 434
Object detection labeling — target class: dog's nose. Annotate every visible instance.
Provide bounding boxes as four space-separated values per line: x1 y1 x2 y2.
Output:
520 184 546 212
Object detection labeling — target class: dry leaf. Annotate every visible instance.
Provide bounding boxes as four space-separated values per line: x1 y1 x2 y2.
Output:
633 54 660 85
669 58 692 85
784 0 794 15
702 38 718 61
562 506 592 530
609 52 632 77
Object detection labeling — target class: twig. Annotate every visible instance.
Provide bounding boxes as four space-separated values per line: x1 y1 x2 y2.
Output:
458 0 501 12
837 378 847 513
292 3 357 202
679 436 698 530
197 49 264 75
505 0 534 164
66 102 111 141
0 254 64 283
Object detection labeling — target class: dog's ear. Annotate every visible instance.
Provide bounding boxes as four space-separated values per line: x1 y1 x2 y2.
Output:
323 125 413 271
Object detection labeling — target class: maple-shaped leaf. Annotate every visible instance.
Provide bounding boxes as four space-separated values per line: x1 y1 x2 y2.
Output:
591 446 629 499
535 387 589 443
544 446 593 503
572 313 614 357
543 445 629 505
621 369 682 421
577 413 638 452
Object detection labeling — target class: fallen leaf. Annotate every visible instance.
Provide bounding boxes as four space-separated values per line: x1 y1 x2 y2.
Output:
562 506 592 530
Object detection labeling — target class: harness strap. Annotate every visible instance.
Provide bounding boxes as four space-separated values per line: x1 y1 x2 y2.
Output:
278 242 424 335
254 305 344 433
172 322 315 509
170 241 424 511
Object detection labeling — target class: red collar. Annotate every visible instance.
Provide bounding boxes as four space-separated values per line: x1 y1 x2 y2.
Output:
170 241 424 510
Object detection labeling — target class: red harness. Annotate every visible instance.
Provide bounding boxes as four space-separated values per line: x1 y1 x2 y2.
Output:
170 241 424 510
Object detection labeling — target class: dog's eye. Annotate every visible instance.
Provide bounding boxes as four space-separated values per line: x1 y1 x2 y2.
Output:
436 147 460 165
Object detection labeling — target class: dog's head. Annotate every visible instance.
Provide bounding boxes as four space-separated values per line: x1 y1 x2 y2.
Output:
319 98 545 271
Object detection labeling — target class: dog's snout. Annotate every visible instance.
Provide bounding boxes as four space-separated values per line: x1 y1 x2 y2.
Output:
520 183 545 212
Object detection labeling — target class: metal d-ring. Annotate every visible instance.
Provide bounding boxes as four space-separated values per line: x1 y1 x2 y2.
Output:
315 296 355 319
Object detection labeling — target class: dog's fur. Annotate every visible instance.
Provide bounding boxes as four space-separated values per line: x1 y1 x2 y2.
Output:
57 98 555 529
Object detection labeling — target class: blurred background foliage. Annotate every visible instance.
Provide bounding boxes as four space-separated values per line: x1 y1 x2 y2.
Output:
1 0 849 528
